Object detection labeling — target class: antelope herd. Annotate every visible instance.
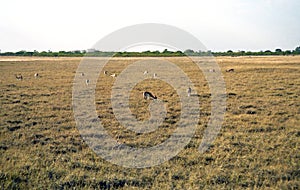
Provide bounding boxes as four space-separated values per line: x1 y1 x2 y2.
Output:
78 68 236 98
16 67 234 100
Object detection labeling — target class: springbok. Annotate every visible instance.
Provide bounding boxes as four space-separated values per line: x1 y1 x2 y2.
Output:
15 74 23 80
143 70 148 75
81 72 85 76
110 73 117 78
104 71 108 75
143 91 157 100
86 79 90 85
226 69 234 72
187 87 192 97
34 73 39 78
153 73 157 78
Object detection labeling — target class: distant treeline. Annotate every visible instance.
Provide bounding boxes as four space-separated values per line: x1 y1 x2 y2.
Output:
1 47 299 57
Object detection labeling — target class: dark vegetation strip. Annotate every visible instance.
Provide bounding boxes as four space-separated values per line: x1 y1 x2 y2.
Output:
0 46 299 57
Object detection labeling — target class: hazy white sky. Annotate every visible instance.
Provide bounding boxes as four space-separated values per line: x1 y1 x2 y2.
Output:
0 0 299 52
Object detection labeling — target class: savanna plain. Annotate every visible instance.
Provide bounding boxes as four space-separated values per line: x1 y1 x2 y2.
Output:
0 56 299 189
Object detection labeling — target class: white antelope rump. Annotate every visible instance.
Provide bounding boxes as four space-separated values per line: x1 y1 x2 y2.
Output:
143 91 157 100
187 87 192 97
15 74 23 80
103 70 108 75
110 73 117 78
34 73 39 78
153 73 157 78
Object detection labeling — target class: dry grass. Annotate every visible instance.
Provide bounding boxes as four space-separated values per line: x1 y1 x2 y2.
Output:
0 56 299 189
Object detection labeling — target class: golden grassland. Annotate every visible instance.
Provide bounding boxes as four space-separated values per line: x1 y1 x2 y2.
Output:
0 56 299 189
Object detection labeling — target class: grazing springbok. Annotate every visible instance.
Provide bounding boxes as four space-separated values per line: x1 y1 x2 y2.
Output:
143 70 148 75
143 91 157 100
187 87 192 97
15 74 23 80
226 69 235 72
86 79 90 85
34 73 39 78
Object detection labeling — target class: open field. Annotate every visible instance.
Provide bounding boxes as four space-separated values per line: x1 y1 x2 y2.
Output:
0 56 299 189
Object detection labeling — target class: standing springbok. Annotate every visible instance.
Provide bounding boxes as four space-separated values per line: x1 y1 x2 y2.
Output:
187 87 192 97
143 91 157 100
103 70 108 75
34 73 39 78
153 73 157 78
15 74 23 80
86 79 90 85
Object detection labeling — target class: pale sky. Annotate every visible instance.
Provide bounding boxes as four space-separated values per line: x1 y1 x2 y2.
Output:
0 0 299 52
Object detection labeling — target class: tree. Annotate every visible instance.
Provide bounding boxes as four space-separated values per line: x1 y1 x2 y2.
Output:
275 48 283 55
15 50 27 56
264 50 272 55
163 49 172 54
184 49 194 56
284 50 292 55
295 46 300 54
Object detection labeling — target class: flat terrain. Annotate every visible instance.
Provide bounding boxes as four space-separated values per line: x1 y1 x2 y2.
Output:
0 56 299 189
